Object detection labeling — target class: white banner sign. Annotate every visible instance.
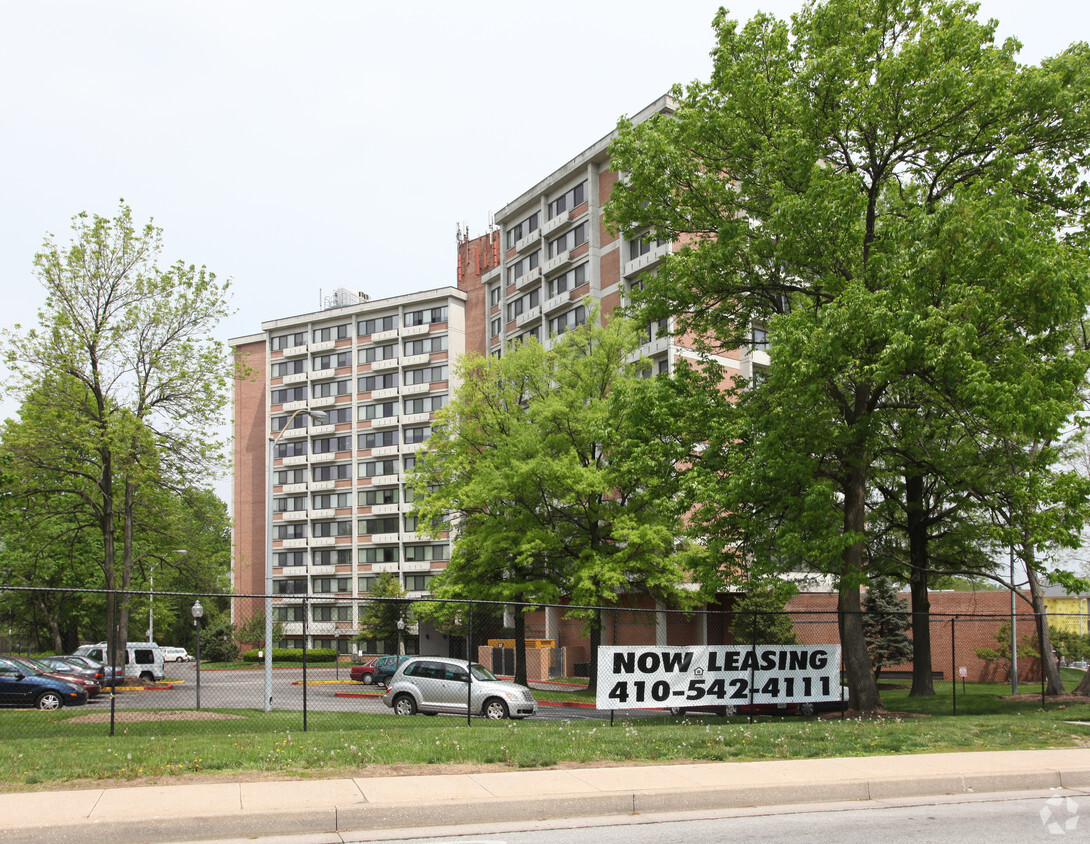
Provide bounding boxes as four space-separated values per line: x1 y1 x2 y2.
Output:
596 645 842 710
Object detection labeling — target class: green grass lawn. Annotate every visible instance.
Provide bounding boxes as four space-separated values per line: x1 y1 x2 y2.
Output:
2 674 1089 791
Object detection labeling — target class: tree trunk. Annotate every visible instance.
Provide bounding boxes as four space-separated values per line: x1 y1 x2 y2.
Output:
1023 546 1064 695
905 471 935 696
118 479 136 647
840 453 882 711
514 606 528 687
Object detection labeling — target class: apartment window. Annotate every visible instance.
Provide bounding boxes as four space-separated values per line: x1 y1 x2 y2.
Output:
313 324 350 343
358 315 396 336
507 288 540 320
274 495 307 513
404 306 448 327
491 317 501 338
360 401 398 420
312 351 351 371
313 577 351 593
271 385 307 404
404 574 434 592
313 605 352 622
270 331 306 351
325 406 352 424
274 523 307 540
359 372 399 392
359 487 399 506
313 548 352 565
312 463 351 482
404 394 446 415
658 358 670 376
403 426 431 445
271 359 305 377
359 547 399 564
405 544 450 562
359 429 398 449
358 458 397 478
489 285 502 307
274 440 306 458
274 605 305 622
312 379 350 399
550 305 587 336
629 236 665 260
359 343 398 364
312 520 352 538
548 221 588 258
752 325 769 351
404 335 447 356
548 263 587 298
358 576 377 593
515 326 540 345
547 180 587 219
506 211 540 249
360 516 400 535
312 492 351 509
506 251 540 284
272 413 309 433
403 454 417 472
312 435 351 454
275 468 307 485
405 514 447 533
274 578 307 594
274 551 305 567
404 365 447 386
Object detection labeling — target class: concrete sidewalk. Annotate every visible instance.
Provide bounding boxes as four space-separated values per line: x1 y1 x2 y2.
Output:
2 748 1089 844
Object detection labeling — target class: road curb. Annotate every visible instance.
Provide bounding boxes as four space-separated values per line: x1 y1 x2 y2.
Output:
6 765 1090 844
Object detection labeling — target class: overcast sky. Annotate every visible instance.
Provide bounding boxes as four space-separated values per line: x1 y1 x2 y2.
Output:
2 0 1086 434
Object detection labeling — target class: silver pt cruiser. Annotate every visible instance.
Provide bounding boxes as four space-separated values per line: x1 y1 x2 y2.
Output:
382 656 538 719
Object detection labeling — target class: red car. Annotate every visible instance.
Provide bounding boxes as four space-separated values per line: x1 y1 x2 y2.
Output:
350 655 411 686
7 657 102 699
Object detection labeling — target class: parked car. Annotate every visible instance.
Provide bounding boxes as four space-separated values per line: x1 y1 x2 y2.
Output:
0 656 88 710
36 656 106 686
161 647 192 663
1071 661 1088 670
73 641 165 682
349 657 380 684
372 654 413 686
64 654 121 685
382 657 538 720
6 656 102 699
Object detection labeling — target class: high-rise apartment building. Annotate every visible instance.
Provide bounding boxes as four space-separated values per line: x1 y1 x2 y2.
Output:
230 95 767 657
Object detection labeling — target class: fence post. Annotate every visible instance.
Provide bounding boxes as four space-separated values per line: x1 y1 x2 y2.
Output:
466 601 473 726
749 610 757 724
611 608 618 727
951 616 957 717
302 595 308 732
1040 610 1046 711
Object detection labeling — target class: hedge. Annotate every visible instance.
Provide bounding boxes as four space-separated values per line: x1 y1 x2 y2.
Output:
241 647 338 663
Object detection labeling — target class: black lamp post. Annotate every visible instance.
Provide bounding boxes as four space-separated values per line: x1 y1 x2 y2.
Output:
191 600 204 711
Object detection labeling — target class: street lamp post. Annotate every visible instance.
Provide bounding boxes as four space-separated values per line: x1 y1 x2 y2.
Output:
266 407 328 713
191 600 204 711
397 617 405 656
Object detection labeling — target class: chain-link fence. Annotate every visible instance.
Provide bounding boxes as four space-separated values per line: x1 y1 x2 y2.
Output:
0 585 1081 737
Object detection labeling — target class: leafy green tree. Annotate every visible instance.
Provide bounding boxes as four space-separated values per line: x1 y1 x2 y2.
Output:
198 616 240 663
861 578 914 682
607 0 1090 710
356 572 411 654
730 581 799 646
410 310 718 690
3 204 233 665
234 611 283 652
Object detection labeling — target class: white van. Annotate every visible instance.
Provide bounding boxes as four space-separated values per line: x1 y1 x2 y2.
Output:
74 642 166 682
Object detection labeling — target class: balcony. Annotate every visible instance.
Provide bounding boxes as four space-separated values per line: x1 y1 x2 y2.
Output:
310 452 335 464
542 251 572 275
309 564 336 576
310 396 336 408
371 503 399 515
310 423 335 436
402 353 430 367
309 508 335 519
283 455 307 466
371 357 398 371
311 536 336 547
278 426 308 440
310 480 336 492
369 473 400 487
370 532 400 543
515 229 541 252
283 538 308 549
309 367 336 382
624 242 670 277
402 411 430 425
369 415 399 429
282 482 308 494
371 328 399 343
371 445 399 457
283 372 307 385
280 510 308 522
516 306 541 328
402 324 429 338
542 293 568 315
400 383 427 396
542 212 568 237
481 265 502 285
371 386 398 400
281 344 308 358
515 267 541 291
310 340 336 353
